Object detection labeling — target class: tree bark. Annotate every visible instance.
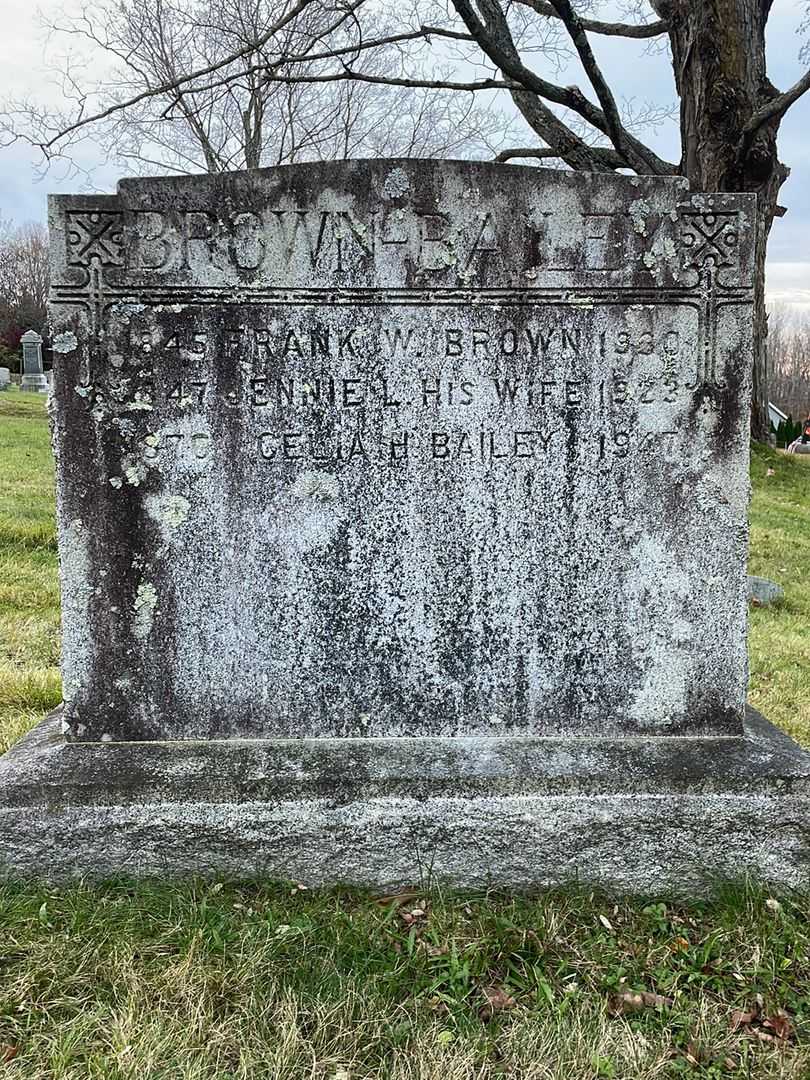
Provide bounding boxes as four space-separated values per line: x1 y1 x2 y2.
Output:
651 0 788 442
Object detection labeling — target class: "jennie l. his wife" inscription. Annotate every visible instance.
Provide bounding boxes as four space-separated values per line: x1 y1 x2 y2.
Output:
48 160 755 743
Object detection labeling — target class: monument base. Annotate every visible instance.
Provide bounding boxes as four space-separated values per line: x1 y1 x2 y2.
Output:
20 374 48 393
0 707 808 892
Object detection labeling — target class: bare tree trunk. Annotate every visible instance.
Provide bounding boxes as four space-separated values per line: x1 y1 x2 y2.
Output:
653 0 789 442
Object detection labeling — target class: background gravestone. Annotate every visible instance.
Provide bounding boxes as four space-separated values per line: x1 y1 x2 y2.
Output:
19 331 48 394
0 160 807 890
0 368 9 391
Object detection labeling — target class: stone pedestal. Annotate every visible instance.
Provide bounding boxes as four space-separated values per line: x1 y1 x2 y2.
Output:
0 707 807 890
20 374 48 393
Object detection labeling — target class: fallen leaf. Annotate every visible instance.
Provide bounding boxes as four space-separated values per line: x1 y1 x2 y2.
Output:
762 1010 794 1041
598 914 614 932
0 1045 18 1063
421 940 449 957
399 904 428 926
479 985 517 1020
765 898 783 914
766 468 776 476
730 1005 759 1030
752 1029 777 1045
731 1002 793 1043
609 990 673 1015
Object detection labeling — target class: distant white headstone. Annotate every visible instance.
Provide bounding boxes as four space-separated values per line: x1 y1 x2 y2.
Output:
20 330 48 394
0 367 10 391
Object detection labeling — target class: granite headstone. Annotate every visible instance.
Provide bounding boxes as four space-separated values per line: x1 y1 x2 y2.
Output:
0 161 807 889
19 330 48 394
0 367 9 391
748 575 784 606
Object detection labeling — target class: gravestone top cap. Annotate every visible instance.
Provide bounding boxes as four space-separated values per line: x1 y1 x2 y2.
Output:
20 330 42 344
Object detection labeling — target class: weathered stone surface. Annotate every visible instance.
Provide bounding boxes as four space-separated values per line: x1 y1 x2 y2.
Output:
0 707 807 891
0 367 9 390
748 575 784 606
0 159 803 890
48 161 756 742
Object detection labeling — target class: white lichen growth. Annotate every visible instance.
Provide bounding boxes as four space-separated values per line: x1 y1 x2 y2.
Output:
109 476 123 489
124 462 147 487
382 167 410 199
628 198 651 236
133 581 158 640
146 493 191 532
126 392 154 411
53 331 78 354
642 234 680 285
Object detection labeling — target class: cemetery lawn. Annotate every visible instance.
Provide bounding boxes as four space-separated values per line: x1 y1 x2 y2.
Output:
0 389 809 1079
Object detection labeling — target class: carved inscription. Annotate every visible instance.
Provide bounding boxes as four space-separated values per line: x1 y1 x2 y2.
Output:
43 200 717 289
75 303 707 476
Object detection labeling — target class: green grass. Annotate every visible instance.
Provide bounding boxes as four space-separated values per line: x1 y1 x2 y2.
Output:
1 388 810 1079
748 444 810 747
0 880 807 1079
0 390 60 755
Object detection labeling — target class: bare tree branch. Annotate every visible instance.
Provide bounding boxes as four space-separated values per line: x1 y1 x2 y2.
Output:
493 144 627 165
544 0 651 171
180 69 509 101
265 24 477 67
33 0 323 152
515 0 666 38
744 68 810 136
449 0 675 173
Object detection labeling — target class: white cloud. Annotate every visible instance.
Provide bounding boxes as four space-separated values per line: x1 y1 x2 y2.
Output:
766 261 810 308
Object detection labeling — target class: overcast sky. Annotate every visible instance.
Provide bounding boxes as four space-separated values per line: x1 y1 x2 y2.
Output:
1 0 809 304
